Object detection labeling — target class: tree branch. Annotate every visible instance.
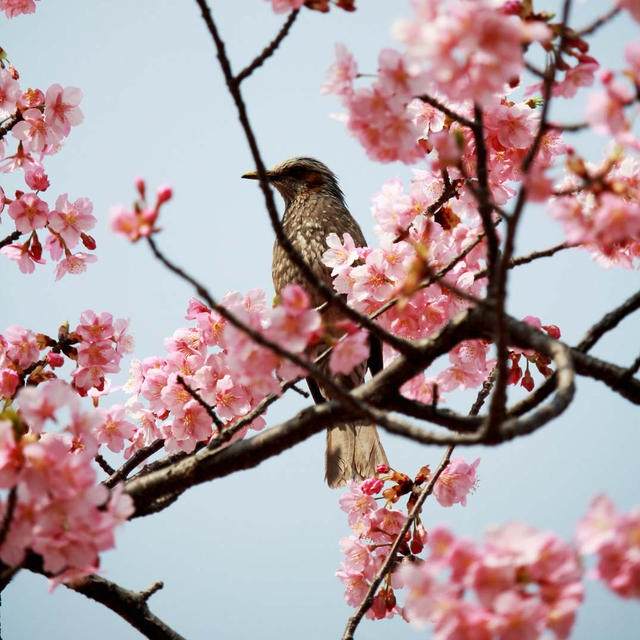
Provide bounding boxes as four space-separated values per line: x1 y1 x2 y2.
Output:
235 10 299 83
193 0 418 360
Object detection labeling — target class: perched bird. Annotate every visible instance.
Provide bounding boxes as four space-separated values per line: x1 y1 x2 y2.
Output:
242 157 388 487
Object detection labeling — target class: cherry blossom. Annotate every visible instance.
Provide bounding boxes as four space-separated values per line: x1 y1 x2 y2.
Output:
433 456 480 507
0 67 20 116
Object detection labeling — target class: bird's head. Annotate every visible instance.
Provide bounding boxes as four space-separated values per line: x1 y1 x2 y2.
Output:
242 157 344 207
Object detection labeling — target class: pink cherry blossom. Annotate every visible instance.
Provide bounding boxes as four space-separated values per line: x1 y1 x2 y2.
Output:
321 43 357 98
47 194 96 246
17 379 75 433
96 405 136 453
618 0 640 22
433 456 479 507
575 494 618 555
214 375 251 421
0 0 40 18
322 232 359 276
12 107 61 153
0 242 44 273
55 251 97 280
44 84 83 137
0 68 20 116
3 324 40 369
164 399 213 453
551 55 599 98
0 368 19 398
329 329 369 375
24 166 50 191
7 192 49 232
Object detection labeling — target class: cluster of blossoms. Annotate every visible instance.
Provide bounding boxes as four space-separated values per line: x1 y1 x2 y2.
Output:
0 311 133 402
119 284 327 455
400 521 584 640
507 316 561 392
323 0 640 270
575 495 640 599
0 58 95 276
0 0 39 18
549 150 640 268
0 379 133 587
322 175 560 401
336 458 480 619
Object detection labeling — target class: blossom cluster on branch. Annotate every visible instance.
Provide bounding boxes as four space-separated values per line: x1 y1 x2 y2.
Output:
0 0 639 638
0 48 95 277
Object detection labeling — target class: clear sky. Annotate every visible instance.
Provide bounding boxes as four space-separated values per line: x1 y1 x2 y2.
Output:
2 1 639 639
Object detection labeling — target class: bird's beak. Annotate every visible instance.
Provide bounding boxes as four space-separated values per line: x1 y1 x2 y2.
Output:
241 170 259 180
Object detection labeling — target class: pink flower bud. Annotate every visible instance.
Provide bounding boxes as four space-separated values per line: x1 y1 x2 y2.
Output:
156 184 173 206
46 352 65 368
135 176 146 201
521 369 535 392
543 324 561 339
360 477 384 495
24 167 50 192
376 463 390 474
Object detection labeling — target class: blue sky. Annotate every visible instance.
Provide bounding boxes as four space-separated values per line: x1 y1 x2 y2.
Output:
2 1 639 638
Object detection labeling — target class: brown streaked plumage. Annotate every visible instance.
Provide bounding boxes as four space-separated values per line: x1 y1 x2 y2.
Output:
242 157 388 487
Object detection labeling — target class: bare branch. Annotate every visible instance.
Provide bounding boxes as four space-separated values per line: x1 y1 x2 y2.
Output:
577 289 640 352
235 10 299 83
95 453 116 475
577 5 621 36
0 110 22 141
474 241 575 280
70 574 185 640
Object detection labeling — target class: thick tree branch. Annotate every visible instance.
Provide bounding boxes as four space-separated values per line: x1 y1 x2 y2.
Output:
71 575 184 640
104 439 165 489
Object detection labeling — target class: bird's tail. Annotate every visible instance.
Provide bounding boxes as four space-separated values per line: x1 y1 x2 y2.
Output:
325 423 388 488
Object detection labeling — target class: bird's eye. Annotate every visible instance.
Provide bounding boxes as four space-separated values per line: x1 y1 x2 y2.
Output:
287 166 305 179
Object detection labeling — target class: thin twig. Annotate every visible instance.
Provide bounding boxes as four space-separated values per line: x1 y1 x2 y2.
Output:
177 374 224 430
0 110 22 141
623 353 640 380
104 439 164 489
415 94 475 129
474 241 575 280
95 454 115 476
0 230 21 250
194 0 418 359
577 6 621 36
235 10 299 83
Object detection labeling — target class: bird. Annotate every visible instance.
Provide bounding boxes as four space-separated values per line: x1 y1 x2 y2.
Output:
242 156 388 487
